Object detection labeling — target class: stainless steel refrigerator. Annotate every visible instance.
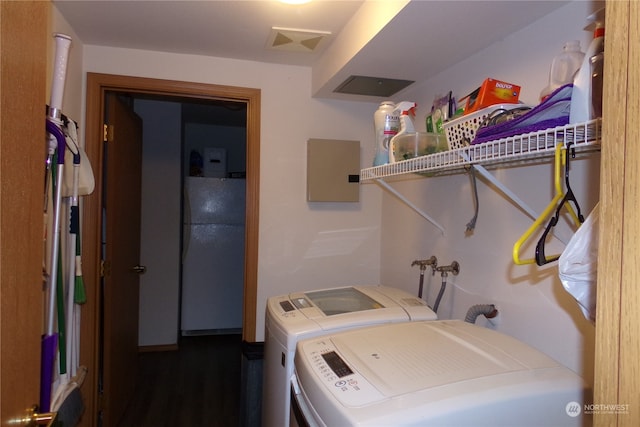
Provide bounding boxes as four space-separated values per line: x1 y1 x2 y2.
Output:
181 176 246 334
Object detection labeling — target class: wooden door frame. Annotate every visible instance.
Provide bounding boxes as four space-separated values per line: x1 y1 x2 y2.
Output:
80 73 260 426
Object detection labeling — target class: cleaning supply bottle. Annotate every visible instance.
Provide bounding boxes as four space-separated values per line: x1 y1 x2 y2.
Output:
570 12 605 124
540 40 585 102
373 101 399 166
590 50 604 118
389 101 417 163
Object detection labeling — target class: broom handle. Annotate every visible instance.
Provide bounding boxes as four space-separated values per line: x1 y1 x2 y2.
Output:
45 32 71 334
45 122 67 334
48 34 71 122
66 154 80 375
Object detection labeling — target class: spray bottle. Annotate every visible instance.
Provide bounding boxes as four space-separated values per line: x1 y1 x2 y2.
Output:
373 101 399 166
389 101 417 163
569 8 605 123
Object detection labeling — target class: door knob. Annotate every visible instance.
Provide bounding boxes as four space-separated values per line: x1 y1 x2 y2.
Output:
132 265 147 274
20 405 56 426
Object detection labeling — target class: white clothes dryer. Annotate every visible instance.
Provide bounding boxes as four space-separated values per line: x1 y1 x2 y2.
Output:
291 320 591 427
262 285 437 427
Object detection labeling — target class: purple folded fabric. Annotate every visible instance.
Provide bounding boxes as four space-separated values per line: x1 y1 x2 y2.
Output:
472 83 573 145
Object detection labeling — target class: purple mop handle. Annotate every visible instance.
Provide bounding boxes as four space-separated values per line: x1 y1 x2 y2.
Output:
39 334 58 413
46 119 66 165
40 120 66 414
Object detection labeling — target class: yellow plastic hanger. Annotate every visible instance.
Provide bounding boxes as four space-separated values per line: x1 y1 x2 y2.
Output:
512 143 581 265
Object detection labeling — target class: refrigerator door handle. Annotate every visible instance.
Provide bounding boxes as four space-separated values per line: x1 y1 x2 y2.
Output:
182 188 192 263
184 186 192 225
182 223 191 263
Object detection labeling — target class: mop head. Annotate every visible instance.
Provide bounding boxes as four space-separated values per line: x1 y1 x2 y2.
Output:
55 387 84 426
52 366 87 426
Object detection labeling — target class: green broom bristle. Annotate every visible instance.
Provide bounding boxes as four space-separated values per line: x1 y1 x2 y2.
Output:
74 237 87 305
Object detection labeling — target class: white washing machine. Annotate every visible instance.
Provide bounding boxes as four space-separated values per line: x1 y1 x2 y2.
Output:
262 285 437 427
291 320 592 427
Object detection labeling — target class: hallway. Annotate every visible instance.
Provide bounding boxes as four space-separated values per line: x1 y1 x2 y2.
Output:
117 334 242 427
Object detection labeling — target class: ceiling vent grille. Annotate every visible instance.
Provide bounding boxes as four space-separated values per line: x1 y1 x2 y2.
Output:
267 27 331 52
334 75 415 97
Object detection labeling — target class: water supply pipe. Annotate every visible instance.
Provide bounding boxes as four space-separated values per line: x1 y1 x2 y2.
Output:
465 304 498 324
411 256 437 298
432 261 460 313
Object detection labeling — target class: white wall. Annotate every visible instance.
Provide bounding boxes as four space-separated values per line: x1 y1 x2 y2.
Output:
81 46 383 342
134 99 182 347
380 1 600 384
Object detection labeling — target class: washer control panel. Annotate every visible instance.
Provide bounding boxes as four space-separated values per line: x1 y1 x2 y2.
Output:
300 338 384 406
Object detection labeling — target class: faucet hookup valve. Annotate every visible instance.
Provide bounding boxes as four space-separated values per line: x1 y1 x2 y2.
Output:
436 261 460 276
411 256 438 272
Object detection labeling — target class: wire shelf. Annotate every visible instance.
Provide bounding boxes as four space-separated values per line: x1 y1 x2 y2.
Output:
361 119 602 181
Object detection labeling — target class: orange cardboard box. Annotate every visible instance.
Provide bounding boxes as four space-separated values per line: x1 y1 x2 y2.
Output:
461 78 521 115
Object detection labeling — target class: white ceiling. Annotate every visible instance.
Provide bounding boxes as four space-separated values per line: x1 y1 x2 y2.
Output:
53 0 571 102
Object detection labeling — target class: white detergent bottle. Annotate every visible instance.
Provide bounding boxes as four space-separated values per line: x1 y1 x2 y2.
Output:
540 40 584 102
373 101 398 166
570 13 605 124
389 101 417 164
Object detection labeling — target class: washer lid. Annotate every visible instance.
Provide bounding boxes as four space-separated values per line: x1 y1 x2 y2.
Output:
294 320 588 427
331 320 559 397
303 287 384 316
266 286 436 346
295 320 564 407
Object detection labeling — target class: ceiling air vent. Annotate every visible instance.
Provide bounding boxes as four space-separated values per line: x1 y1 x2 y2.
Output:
334 75 415 97
267 27 331 52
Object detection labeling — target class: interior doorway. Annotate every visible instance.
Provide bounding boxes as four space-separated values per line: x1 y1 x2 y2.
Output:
127 94 248 343
81 73 260 426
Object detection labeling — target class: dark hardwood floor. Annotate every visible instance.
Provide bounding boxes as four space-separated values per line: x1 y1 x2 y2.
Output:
117 334 242 427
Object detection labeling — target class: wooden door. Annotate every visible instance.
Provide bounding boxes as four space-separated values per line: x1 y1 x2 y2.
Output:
0 1 48 424
594 1 640 426
100 93 143 426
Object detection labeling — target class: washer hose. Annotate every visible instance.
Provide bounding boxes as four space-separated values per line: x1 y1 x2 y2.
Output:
432 279 447 313
466 165 479 233
464 304 498 324
417 269 425 299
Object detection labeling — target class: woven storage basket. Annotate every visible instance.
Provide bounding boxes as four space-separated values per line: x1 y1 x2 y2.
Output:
443 104 526 150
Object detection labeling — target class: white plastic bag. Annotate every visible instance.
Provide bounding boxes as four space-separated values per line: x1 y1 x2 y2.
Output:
558 203 599 324
61 117 95 197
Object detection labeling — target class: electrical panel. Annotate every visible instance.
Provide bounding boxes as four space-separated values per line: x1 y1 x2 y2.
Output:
307 139 360 202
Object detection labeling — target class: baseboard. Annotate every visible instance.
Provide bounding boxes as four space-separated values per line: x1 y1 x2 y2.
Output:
138 343 179 353
181 328 243 336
